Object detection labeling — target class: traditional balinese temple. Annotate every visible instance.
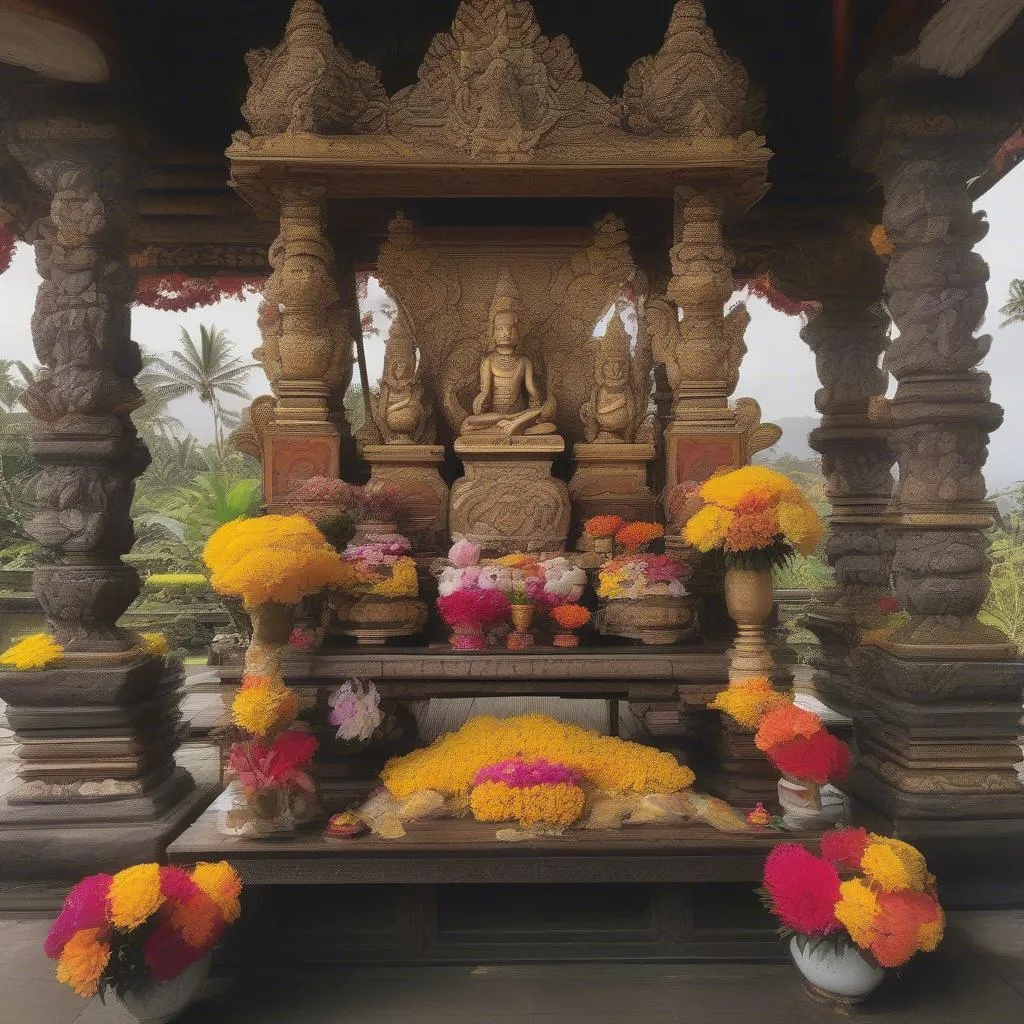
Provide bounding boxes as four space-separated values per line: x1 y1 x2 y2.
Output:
1 0 1022 961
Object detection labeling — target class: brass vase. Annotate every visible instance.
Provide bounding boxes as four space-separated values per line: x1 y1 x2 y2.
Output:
510 604 536 633
723 567 774 679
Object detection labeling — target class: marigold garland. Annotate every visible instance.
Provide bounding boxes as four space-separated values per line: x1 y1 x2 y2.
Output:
707 677 792 731
470 780 587 829
0 632 64 671
381 714 695 801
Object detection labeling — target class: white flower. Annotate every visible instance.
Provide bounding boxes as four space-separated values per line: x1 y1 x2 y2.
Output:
328 678 383 742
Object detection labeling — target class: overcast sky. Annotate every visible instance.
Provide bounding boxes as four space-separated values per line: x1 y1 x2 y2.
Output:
1 165 1021 489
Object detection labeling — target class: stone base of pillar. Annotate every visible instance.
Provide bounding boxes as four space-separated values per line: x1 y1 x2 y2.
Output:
569 442 657 539
263 425 341 510
364 444 449 554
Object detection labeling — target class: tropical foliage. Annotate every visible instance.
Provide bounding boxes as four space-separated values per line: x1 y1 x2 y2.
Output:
999 279 1024 328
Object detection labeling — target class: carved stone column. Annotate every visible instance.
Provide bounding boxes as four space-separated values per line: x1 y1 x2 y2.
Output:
260 185 352 507
0 117 210 878
848 81 1024 837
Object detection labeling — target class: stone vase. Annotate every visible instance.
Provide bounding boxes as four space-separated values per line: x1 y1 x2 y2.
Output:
600 595 696 645
244 600 295 677
723 566 775 679
120 953 211 1023
789 936 884 1006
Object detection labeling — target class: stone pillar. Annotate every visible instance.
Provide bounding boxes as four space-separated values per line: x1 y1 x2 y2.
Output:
848 87 1024 839
261 185 352 508
800 300 895 712
0 119 210 879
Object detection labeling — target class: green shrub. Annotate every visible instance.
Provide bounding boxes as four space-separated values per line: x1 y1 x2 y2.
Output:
142 573 212 603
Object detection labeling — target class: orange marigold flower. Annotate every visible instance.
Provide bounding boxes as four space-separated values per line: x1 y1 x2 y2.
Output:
869 890 942 968
240 674 275 691
56 928 110 998
584 515 625 539
551 604 591 630
190 862 242 925
615 522 664 550
724 509 780 552
754 704 823 752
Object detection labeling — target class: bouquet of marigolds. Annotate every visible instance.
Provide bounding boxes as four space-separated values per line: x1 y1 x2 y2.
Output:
683 466 824 570
338 533 419 600
761 829 944 968
45 861 241 1000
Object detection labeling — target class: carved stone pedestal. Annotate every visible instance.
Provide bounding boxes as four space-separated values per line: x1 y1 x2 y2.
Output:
569 443 657 534
0 658 215 879
264 421 341 510
365 444 449 553
451 436 570 554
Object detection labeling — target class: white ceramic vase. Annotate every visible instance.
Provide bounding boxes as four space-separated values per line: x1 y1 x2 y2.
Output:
120 954 211 1023
789 936 884 1005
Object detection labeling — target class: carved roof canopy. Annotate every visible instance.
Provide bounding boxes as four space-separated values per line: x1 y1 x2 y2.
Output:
229 0 771 216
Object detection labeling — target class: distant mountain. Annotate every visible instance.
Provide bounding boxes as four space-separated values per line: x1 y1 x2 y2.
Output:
756 416 819 462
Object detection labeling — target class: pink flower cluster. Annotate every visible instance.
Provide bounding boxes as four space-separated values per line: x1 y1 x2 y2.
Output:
342 534 412 566
474 758 581 788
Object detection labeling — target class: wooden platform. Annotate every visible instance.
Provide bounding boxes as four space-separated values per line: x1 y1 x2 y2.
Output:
169 805 810 886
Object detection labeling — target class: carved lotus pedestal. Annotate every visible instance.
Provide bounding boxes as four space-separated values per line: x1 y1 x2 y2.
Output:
364 444 449 553
599 596 698 646
450 435 570 554
331 595 428 646
569 442 657 534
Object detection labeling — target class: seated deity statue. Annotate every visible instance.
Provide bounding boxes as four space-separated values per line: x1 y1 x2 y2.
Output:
460 269 556 439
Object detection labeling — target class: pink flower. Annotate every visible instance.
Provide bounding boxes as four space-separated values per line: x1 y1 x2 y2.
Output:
449 539 481 568
288 627 315 649
328 679 383 742
45 874 113 959
474 758 581 788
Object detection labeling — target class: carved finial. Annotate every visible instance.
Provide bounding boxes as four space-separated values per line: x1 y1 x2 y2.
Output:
242 0 387 135
487 267 522 341
621 0 749 138
388 0 615 162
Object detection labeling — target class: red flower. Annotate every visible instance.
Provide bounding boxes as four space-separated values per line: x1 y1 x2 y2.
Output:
267 730 318 776
820 828 870 871
762 844 842 937
869 891 942 968
437 589 510 630
766 730 850 785
878 596 900 614
144 921 206 982
288 627 315 649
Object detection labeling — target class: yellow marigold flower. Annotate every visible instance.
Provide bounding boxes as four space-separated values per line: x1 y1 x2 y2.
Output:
0 632 64 671
140 632 170 657
191 861 242 925
231 681 297 737
708 677 792 731
777 501 825 555
471 781 586 829
56 928 110 998
381 714 694 800
834 878 880 949
699 466 801 510
863 835 928 893
918 908 945 952
203 515 348 607
683 505 734 552
369 557 419 599
108 863 164 930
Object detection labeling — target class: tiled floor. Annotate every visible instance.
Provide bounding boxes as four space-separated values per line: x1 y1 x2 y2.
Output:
1 912 1023 1023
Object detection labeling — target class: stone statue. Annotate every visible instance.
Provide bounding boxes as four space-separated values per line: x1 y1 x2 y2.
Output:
374 311 433 444
581 314 636 443
460 268 556 438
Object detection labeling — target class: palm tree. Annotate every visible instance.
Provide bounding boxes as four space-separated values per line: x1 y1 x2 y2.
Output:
148 325 255 458
1000 280 1024 329
134 349 185 439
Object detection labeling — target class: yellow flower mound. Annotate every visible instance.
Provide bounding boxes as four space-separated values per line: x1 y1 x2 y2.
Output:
471 781 586 829
0 632 64 671
861 835 928 893
381 714 695 800
56 928 110 998
699 466 802 510
232 679 299 737
708 677 792 731
203 515 348 607
683 505 735 552
834 878 881 948
191 861 242 925
368 556 419 598
108 863 165 930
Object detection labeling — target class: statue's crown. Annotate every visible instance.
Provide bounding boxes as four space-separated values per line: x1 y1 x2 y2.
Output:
598 312 631 362
488 267 522 330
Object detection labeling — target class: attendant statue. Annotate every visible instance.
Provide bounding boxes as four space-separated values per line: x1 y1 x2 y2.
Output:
460 268 556 438
581 315 636 443
374 311 432 444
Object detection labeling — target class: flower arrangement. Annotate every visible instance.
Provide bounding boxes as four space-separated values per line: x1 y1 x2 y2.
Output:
0 632 64 671
45 861 241 1000
338 534 419 600
615 521 664 552
710 678 850 787
597 554 688 600
551 603 591 647
683 466 824 570
329 678 384 741
761 829 943 969
437 589 511 649
228 730 317 796
583 515 625 540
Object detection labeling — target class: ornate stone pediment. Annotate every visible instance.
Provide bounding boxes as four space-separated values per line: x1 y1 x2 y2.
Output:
388 0 616 162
